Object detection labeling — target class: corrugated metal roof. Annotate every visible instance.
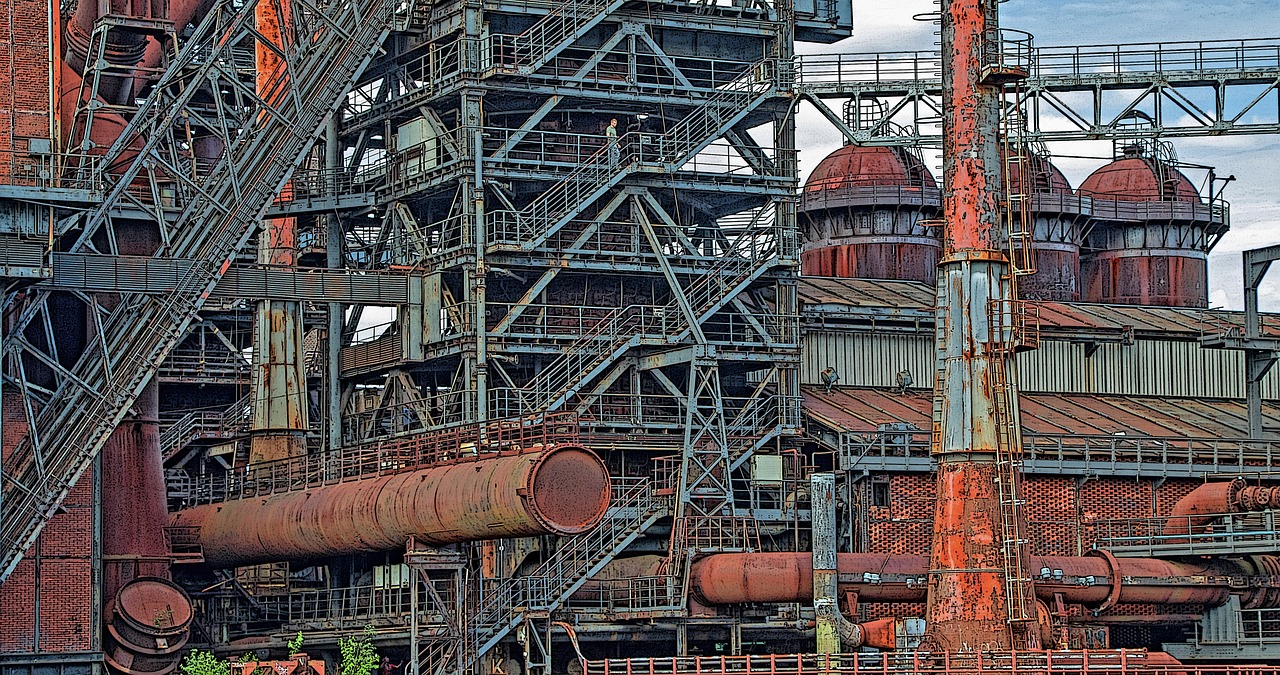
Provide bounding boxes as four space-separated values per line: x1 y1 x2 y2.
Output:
799 276 1280 337
804 385 1280 441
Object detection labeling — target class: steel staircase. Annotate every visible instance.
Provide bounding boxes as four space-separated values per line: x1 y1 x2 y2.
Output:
0 0 395 580
492 0 630 75
490 61 780 251
465 479 669 664
517 214 783 414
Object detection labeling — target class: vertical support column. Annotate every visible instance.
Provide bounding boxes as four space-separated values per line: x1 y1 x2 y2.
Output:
463 91 488 422
924 0 1025 653
250 0 309 463
326 119 344 450
812 473 840 655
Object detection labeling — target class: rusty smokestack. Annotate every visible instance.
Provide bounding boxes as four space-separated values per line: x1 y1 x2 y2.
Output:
927 0 1034 651
170 445 612 568
248 0 309 464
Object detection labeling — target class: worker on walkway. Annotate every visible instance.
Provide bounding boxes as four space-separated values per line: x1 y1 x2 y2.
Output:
605 118 619 167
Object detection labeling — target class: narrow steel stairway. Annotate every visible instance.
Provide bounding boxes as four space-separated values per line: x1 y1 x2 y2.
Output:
466 479 668 664
0 0 396 580
493 0 630 74
490 61 780 252
518 208 786 414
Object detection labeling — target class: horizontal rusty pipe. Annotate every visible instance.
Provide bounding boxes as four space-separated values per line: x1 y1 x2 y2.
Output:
171 445 611 568
691 552 1280 610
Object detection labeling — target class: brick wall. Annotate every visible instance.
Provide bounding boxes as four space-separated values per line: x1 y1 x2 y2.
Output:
0 392 97 655
0 0 52 183
866 473 1202 558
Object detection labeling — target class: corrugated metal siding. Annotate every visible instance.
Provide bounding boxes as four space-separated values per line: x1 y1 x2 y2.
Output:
802 332 932 387
1016 341 1085 393
804 330 1279 400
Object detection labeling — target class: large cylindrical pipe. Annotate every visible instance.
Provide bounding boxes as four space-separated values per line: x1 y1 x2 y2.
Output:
171 445 612 568
690 552 1278 610
1163 479 1245 537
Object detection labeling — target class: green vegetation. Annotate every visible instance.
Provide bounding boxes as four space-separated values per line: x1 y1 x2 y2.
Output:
179 650 230 675
288 631 306 655
338 625 381 675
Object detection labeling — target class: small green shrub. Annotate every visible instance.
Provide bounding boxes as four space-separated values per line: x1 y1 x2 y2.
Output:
180 650 230 675
338 625 380 675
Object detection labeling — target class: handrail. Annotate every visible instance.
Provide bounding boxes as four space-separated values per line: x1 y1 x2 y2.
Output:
466 478 669 661
174 412 580 505
794 37 1280 87
582 649 1280 675
833 429 1280 470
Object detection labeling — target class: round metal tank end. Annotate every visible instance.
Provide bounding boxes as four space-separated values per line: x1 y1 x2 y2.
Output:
104 577 193 675
527 444 612 535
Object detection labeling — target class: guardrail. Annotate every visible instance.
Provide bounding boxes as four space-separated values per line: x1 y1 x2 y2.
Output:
835 430 1280 474
582 650 1280 675
794 37 1280 89
174 412 579 504
1093 510 1280 556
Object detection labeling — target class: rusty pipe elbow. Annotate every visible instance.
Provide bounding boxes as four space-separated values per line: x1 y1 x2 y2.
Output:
1163 478 1244 538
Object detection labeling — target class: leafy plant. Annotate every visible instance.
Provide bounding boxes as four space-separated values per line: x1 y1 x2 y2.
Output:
287 631 306 655
338 625 380 675
180 650 230 675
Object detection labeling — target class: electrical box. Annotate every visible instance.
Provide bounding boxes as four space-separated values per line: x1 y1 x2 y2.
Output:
397 117 439 177
751 455 784 484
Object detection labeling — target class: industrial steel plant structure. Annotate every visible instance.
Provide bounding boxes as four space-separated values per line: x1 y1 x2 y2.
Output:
1 0 1280 671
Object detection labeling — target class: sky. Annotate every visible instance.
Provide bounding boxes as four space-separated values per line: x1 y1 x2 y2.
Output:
793 0 1280 311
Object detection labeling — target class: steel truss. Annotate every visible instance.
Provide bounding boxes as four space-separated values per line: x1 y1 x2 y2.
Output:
0 0 395 580
796 37 1280 145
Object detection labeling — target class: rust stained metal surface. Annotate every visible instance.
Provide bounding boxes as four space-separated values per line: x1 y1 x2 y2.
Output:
104 577 193 675
1081 251 1209 309
691 552 1279 609
801 244 941 284
249 0 308 464
803 386 1280 441
170 445 612 568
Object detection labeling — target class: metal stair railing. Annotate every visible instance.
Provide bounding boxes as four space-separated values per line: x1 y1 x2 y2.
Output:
491 0 628 74
0 0 395 581
160 411 226 462
516 215 782 414
465 478 668 663
489 60 780 251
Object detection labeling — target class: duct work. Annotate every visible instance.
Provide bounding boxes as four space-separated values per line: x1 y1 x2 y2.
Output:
811 474 904 651
170 446 613 568
1164 478 1280 537
691 552 1280 611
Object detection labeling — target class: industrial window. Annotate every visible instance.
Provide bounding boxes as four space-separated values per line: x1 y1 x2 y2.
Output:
871 480 891 507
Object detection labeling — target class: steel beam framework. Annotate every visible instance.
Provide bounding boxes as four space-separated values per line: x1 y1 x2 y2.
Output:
795 37 1280 145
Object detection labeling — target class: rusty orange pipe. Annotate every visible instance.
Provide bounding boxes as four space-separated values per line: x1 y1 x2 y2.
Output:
690 552 1277 610
1162 479 1280 538
1163 479 1245 537
170 445 612 568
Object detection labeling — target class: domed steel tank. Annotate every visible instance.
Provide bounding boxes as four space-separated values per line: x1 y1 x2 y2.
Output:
799 144 942 284
1077 144 1227 308
999 147 1086 301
